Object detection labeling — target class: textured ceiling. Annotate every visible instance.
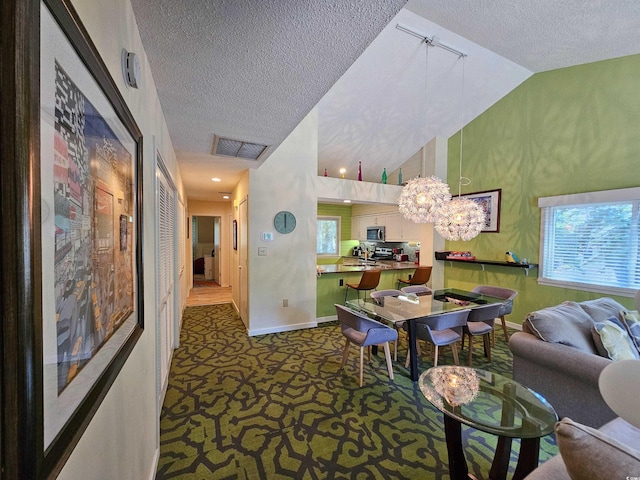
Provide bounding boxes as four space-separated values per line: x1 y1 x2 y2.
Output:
130 0 407 200
129 0 640 201
406 0 640 72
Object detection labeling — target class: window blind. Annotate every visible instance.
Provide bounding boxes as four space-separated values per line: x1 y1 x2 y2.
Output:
539 196 640 295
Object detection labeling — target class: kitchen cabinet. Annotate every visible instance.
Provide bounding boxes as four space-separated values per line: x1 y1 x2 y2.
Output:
351 216 367 240
384 213 403 241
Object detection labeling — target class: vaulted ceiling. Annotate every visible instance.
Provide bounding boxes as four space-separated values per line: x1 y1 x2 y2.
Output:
130 0 640 201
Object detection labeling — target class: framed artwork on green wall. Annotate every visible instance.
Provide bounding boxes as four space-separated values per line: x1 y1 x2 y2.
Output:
460 189 502 233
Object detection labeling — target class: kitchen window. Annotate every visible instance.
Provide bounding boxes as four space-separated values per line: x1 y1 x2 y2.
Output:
538 187 640 296
317 216 340 256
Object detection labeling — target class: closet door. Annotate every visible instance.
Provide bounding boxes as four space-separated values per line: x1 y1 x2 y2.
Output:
156 157 176 407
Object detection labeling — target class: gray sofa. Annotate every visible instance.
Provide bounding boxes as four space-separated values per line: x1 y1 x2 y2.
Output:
509 297 630 428
510 296 640 478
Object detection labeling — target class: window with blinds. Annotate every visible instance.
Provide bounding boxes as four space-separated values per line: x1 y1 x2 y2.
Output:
538 188 640 296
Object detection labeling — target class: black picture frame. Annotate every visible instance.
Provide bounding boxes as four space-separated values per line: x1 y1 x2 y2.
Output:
459 189 502 233
1 0 144 477
233 219 238 250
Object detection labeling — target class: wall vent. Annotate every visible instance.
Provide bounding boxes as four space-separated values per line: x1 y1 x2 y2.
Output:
212 135 268 161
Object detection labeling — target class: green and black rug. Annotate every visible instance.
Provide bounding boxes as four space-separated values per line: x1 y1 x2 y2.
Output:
157 304 558 479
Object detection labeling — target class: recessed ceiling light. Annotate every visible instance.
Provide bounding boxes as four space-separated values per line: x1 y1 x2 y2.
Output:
343 199 352 203
222 195 230 200
211 177 221 182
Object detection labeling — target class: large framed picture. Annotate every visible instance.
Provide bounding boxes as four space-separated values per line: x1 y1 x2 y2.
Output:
37 0 144 475
460 189 502 233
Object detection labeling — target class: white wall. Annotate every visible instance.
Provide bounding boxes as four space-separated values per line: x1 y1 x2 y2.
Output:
57 0 184 478
246 110 319 335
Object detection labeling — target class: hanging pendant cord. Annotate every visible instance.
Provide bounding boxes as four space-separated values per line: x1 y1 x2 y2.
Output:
458 55 470 197
424 41 430 150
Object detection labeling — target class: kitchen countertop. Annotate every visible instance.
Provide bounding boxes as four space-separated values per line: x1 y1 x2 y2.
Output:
317 261 418 274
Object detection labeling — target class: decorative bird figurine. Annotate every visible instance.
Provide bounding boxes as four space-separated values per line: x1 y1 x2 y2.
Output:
505 251 519 263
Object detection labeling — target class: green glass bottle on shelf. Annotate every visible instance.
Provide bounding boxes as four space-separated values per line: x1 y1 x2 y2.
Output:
398 168 403 185
382 168 387 184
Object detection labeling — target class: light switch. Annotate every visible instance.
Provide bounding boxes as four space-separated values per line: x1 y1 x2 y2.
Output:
258 247 267 256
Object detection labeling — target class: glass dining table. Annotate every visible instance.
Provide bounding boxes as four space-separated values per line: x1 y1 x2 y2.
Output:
346 288 506 381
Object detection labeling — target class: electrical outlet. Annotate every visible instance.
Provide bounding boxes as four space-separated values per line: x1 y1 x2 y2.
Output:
339 279 344 286
283 299 288 307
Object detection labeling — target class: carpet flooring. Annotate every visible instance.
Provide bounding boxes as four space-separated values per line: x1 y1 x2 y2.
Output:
157 304 558 479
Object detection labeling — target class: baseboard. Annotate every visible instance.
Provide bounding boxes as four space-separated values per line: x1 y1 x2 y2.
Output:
249 321 317 336
506 320 523 331
317 315 337 323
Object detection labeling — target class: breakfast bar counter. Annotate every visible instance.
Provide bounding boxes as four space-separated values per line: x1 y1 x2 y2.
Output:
316 260 425 318
317 261 417 274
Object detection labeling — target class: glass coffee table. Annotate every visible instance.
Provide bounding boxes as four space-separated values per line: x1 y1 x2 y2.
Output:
419 366 557 480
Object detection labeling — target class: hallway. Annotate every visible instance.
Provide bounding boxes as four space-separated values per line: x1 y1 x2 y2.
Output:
186 280 232 307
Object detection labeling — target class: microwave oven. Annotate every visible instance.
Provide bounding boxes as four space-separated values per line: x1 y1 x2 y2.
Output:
366 226 385 242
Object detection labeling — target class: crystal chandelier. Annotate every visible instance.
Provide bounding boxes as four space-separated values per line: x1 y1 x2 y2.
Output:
398 176 451 223
434 55 484 241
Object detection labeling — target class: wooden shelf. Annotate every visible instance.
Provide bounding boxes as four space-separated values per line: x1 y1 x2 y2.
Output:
439 258 538 276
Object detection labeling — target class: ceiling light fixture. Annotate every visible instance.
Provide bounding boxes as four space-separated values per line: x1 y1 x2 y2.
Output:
435 56 485 241
211 177 221 182
398 38 451 224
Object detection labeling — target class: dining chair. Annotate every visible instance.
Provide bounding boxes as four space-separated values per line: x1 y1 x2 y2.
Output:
344 269 381 304
370 289 403 360
400 285 432 296
404 309 471 369
471 285 518 346
334 304 398 387
397 266 432 289
462 303 504 366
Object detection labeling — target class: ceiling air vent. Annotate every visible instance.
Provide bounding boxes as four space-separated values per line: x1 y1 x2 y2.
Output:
212 135 268 161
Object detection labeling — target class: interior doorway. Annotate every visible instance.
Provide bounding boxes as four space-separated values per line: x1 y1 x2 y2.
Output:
192 215 221 285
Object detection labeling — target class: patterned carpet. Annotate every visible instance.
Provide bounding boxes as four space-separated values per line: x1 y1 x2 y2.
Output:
157 304 558 479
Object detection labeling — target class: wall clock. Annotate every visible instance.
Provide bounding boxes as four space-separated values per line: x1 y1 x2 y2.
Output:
274 210 296 234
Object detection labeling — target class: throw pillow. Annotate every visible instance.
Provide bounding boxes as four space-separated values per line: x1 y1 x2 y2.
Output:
556 418 640 480
591 317 640 361
579 297 627 323
524 301 597 354
619 310 640 354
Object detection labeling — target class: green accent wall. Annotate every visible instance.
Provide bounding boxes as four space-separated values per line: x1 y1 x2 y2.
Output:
317 203 359 257
444 54 640 323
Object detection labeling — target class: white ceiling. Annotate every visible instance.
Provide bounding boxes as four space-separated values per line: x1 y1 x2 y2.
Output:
129 0 640 201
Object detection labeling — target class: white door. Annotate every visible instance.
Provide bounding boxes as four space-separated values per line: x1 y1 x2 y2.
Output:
239 198 248 326
156 157 176 408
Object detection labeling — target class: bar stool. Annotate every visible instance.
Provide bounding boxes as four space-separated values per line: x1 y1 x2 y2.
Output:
397 266 432 289
344 269 381 304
